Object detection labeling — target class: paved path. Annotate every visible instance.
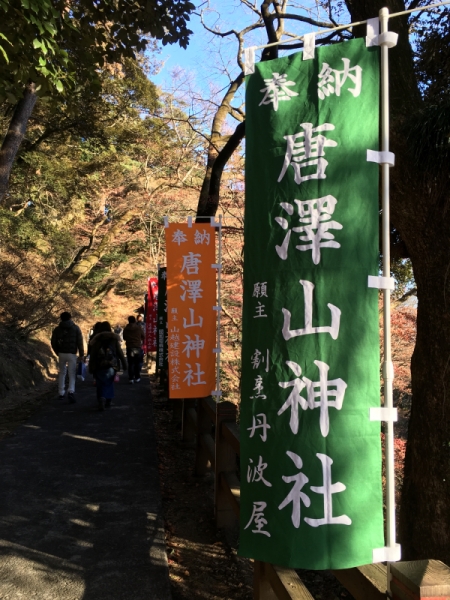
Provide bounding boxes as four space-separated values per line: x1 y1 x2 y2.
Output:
0 374 171 600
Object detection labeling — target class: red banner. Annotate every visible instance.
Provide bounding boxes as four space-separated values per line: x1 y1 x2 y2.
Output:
146 277 158 352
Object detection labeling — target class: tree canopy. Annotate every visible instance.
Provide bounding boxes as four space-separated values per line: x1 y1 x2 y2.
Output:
0 0 194 101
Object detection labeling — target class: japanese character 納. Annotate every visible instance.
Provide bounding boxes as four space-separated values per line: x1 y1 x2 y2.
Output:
318 58 362 100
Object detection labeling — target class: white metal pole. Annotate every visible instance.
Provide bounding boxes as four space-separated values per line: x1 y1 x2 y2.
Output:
216 215 223 400
379 6 396 595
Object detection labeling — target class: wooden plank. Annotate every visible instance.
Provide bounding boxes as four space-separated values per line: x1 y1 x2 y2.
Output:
332 564 387 600
390 560 450 598
219 471 240 517
222 421 240 455
182 399 196 443
186 407 197 432
264 564 315 600
200 433 215 467
201 396 217 423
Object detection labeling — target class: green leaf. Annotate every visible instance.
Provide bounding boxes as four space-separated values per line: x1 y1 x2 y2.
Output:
21 0 30 9
32 38 41 49
43 21 57 36
6 91 17 103
55 79 63 93
0 44 9 63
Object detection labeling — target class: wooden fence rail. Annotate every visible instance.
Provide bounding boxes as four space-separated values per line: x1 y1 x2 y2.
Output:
179 397 450 600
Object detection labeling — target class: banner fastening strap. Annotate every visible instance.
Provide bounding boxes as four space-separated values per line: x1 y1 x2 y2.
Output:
373 544 401 563
367 150 395 166
213 348 221 354
211 390 222 397
163 216 169 228
366 17 380 46
370 407 398 422
368 275 395 290
210 217 221 227
213 306 222 311
244 46 256 75
211 264 222 269
187 216 193 227
303 33 316 60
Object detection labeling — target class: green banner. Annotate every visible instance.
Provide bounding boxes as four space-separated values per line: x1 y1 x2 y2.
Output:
239 38 384 570
157 266 168 370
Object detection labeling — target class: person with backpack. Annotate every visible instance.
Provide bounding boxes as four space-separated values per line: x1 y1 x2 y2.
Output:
51 311 85 403
123 315 145 383
88 321 127 411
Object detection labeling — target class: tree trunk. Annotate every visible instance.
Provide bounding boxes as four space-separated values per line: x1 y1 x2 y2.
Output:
0 82 38 203
196 73 245 217
58 208 139 294
399 239 450 563
196 121 245 220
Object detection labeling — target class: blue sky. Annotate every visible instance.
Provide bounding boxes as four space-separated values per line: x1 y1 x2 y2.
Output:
151 1 328 93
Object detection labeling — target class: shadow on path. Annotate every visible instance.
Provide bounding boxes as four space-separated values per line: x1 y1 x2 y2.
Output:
0 374 171 600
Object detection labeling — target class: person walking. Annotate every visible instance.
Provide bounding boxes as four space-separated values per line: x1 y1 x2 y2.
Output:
113 323 124 345
51 311 84 403
88 321 127 411
123 315 144 383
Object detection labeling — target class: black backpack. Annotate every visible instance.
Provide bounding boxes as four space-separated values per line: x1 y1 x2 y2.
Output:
98 339 118 369
56 324 74 352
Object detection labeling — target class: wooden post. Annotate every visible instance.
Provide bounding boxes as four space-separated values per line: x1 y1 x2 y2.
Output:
390 560 450 600
182 399 196 444
195 397 213 476
254 561 277 600
171 399 183 426
215 400 238 528
254 561 315 600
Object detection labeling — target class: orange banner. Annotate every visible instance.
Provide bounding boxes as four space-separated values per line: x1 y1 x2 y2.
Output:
165 223 217 398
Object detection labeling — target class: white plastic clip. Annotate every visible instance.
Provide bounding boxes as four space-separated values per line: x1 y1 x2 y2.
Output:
163 216 169 228
368 275 395 290
378 31 398 48
366 17 380 47
244 46 256 75
211 390 222 397
211 264 222 270
213 306 222 311
210 216 221 228
373 544 401 563
187 216 192 227
213 348 221 354
367 150 395 166
303 33 316 60
370 407 398 422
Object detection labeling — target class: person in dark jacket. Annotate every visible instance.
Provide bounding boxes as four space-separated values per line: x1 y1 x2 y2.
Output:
123 315 145 383
51 311 84 402
89 321 127 411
